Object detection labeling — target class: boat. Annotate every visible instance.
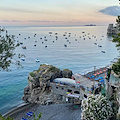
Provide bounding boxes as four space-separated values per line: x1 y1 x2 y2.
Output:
101 51 105 53
49 32 52 34
67 40 69 42
20 42 23 45
98 45 102 47
22 46 26 49
64 44 67 47
21 58 25 61
36 59 40 62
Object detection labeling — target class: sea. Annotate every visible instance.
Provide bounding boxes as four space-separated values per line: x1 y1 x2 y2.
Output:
0 26 119 114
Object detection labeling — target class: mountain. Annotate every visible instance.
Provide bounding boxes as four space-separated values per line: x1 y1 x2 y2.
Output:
99 6 120 16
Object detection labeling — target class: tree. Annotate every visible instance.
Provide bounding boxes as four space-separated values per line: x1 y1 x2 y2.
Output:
112 15 120 74
0 27 23 71
112 16 120 48
112 59 120 75
81 95 113 120
33 112 42 120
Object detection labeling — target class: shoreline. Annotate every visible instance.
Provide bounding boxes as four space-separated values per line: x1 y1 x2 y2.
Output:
2 66 108 117
4 103 81 120
3 103 36 118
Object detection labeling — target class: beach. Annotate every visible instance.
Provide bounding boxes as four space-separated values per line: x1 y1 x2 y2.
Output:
4 103 81 120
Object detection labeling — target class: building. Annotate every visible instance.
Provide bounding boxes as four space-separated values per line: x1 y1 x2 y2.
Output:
107 24 119 35
50 75 101 104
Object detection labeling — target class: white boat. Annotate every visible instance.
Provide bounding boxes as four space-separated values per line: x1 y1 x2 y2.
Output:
21 58 25 61
36 59 40 62
22 46 26 49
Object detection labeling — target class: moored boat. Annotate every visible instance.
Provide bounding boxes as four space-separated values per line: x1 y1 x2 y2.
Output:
36 59 40 62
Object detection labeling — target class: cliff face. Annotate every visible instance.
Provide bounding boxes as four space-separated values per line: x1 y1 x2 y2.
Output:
22 64 72 104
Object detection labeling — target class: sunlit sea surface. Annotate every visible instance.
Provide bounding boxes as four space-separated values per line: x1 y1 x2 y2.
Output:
0 26 119 114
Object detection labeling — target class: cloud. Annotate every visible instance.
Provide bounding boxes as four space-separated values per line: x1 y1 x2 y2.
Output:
99 6 120 16
0 20 22 22
0 20 73 23
0 7 58 15
28 20 62 23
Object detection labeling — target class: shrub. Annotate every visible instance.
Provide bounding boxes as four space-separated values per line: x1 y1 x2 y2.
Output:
63 69 70 71
48 66 57 72
81 95 113 120
29 72 36 77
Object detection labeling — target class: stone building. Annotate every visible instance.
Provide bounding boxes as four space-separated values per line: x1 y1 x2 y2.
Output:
49 76 99 104
107 24 119 35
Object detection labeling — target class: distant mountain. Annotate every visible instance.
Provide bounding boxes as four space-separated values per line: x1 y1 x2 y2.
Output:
99 6 120 16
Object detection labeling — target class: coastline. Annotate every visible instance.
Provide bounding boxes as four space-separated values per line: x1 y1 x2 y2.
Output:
0 26 118 115
3 65 108 117
3 103 36 118
3 103 81 120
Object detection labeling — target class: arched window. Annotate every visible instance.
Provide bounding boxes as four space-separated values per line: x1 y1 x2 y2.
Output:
74 91 80 94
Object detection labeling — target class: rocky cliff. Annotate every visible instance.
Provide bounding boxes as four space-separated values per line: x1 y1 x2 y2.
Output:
22 64 72 104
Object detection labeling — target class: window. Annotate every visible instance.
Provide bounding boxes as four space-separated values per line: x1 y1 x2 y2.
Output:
84 94 87 98
74 91 80 94
62 88 64 90
67 89 72 92
56 87 58 89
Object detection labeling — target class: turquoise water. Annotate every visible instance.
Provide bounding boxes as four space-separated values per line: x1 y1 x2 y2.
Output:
0 26 119 114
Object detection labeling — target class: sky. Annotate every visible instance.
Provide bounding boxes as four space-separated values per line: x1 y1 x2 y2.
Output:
0 0 119 26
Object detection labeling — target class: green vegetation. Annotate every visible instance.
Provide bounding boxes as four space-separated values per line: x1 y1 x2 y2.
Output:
0 27 23 71
0 114 13 120
109 93 119 120
48 66 57 72
112 59 120 75
63 69 70 71
30 72 36 77
116 16 120 29
28 79 33 82
81 95 113 120
112 16 120 74
33 112 42 120
112 16 120 49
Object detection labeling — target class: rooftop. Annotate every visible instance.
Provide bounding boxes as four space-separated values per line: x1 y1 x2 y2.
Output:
53 78 76 85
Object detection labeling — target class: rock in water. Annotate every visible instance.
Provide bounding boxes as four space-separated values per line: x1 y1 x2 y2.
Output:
22 64 72 104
